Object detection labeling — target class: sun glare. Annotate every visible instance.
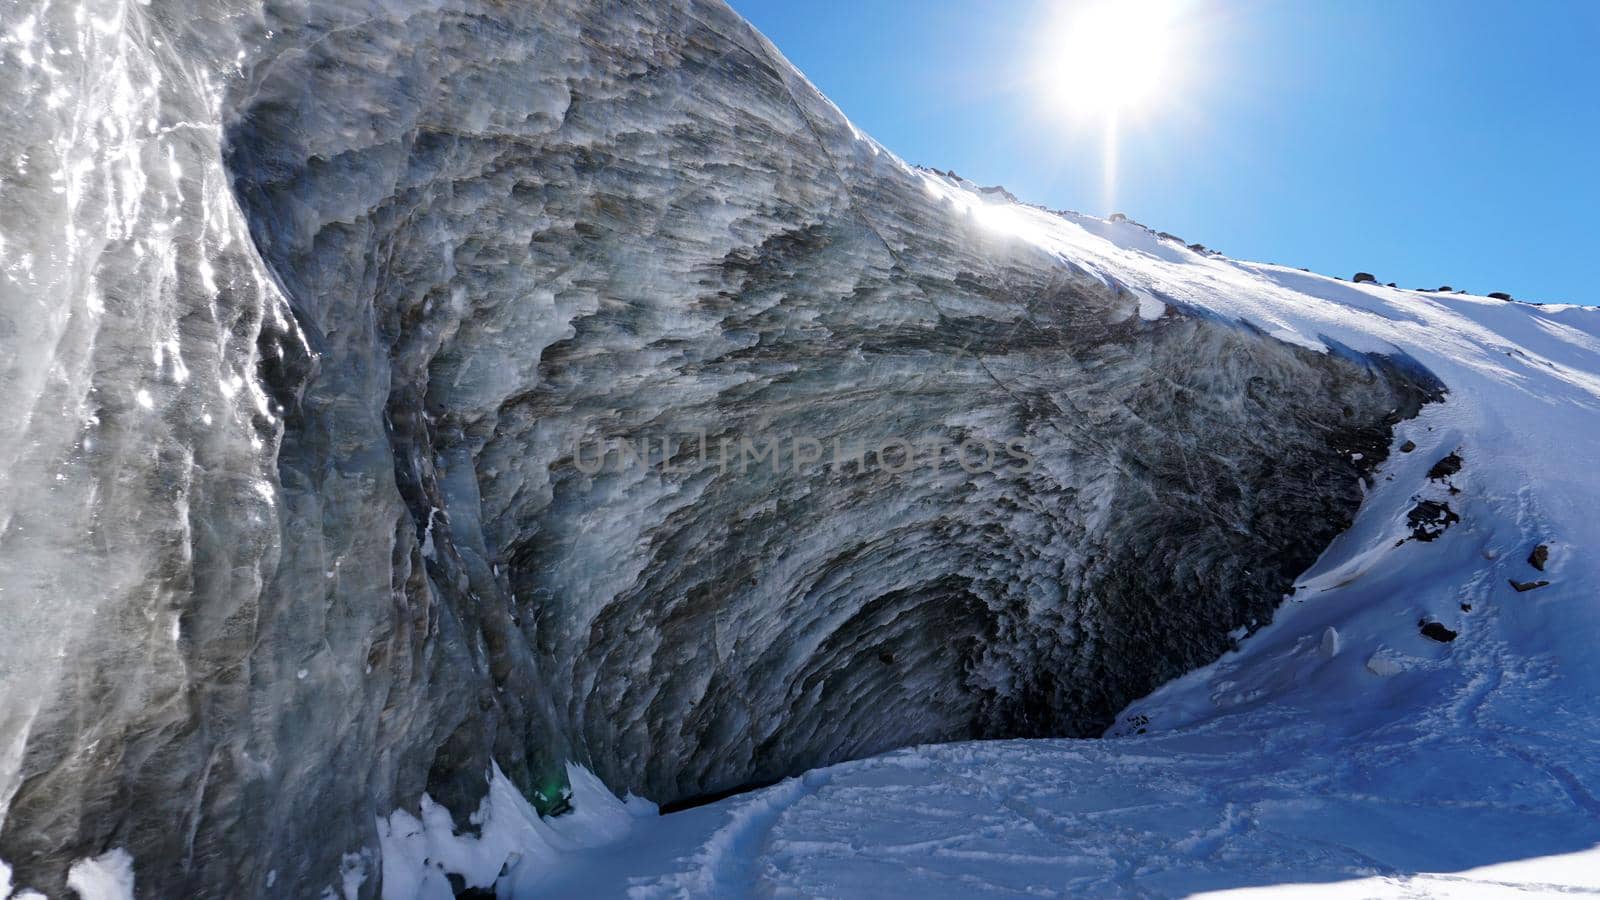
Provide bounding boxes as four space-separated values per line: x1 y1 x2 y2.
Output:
1030 0 1196 211
1037 0 1186 119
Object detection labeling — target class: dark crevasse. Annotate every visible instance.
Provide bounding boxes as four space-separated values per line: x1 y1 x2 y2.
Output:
0 0 1441 896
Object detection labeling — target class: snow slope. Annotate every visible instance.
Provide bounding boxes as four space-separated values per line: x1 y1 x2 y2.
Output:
441 188 1600 898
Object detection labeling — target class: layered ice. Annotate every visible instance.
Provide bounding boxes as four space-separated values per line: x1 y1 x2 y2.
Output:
527 274 1600 896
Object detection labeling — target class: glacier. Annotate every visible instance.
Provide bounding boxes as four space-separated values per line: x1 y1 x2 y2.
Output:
1 0 1597 897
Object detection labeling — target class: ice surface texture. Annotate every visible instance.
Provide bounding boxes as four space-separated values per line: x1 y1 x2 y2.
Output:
3 0 1442 895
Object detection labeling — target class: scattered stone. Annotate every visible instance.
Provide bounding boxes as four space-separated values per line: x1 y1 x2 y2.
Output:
1109 212 1129 223
1509 579 1550 593
1387 282 1397 287
1419 620 1458 643
1353 272 1377 284
1407 500 1460 542
1488 292 1512 301
1528 544 1549 571
1438 285 1453 292
1399 440 1416 453
1460 602 1472 612
1156 231 1184 243
1427 453 1463 480
448 874 496 899
877 650 895 664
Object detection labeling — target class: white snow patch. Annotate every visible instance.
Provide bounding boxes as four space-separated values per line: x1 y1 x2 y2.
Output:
379 762 650 900
1134 287 1166 320
1319 626 1341 659
65 848 134 900
1364 648 1412 677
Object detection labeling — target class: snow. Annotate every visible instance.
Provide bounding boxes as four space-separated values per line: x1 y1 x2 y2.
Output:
64 849 134 900
1 850 138 900
450 185 1600 897
378 763 654 899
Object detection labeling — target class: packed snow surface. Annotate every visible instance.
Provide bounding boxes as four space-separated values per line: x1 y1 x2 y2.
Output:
483 195 1600 897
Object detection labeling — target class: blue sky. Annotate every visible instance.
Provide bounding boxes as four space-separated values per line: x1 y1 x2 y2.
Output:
730 0 1599 305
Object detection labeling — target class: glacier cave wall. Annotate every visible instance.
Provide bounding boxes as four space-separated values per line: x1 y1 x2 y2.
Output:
0 0 1440 896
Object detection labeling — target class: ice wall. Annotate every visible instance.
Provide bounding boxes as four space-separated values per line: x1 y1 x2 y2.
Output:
0 0 1441 895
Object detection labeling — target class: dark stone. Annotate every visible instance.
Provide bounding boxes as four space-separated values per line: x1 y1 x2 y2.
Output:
1353 272 1377 284
1188 243 1209 253
1438 285 1453 292
445 871 497 899
1387 282 1397 287
1460 602 1472 612
1109 212 1129 223
1427 453 1463 480
1528 544 1549 571
1407 500 1460 542
1400 440 1416 453
1419 620 1458 643
1488 292 1512 301
1510 579 1550 593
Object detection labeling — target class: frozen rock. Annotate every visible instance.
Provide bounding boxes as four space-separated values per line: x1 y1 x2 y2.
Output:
1529 543 1550 571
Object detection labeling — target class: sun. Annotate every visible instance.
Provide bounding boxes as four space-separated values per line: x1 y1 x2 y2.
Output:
1035 0 1188 120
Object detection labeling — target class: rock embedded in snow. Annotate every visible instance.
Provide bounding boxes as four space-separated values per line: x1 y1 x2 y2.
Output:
1428 452 1464 480
1509 579 1551 593
1419 620 1458 643
1529 544 1550 571
1353 272 1378 284
1406 500 1461 542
